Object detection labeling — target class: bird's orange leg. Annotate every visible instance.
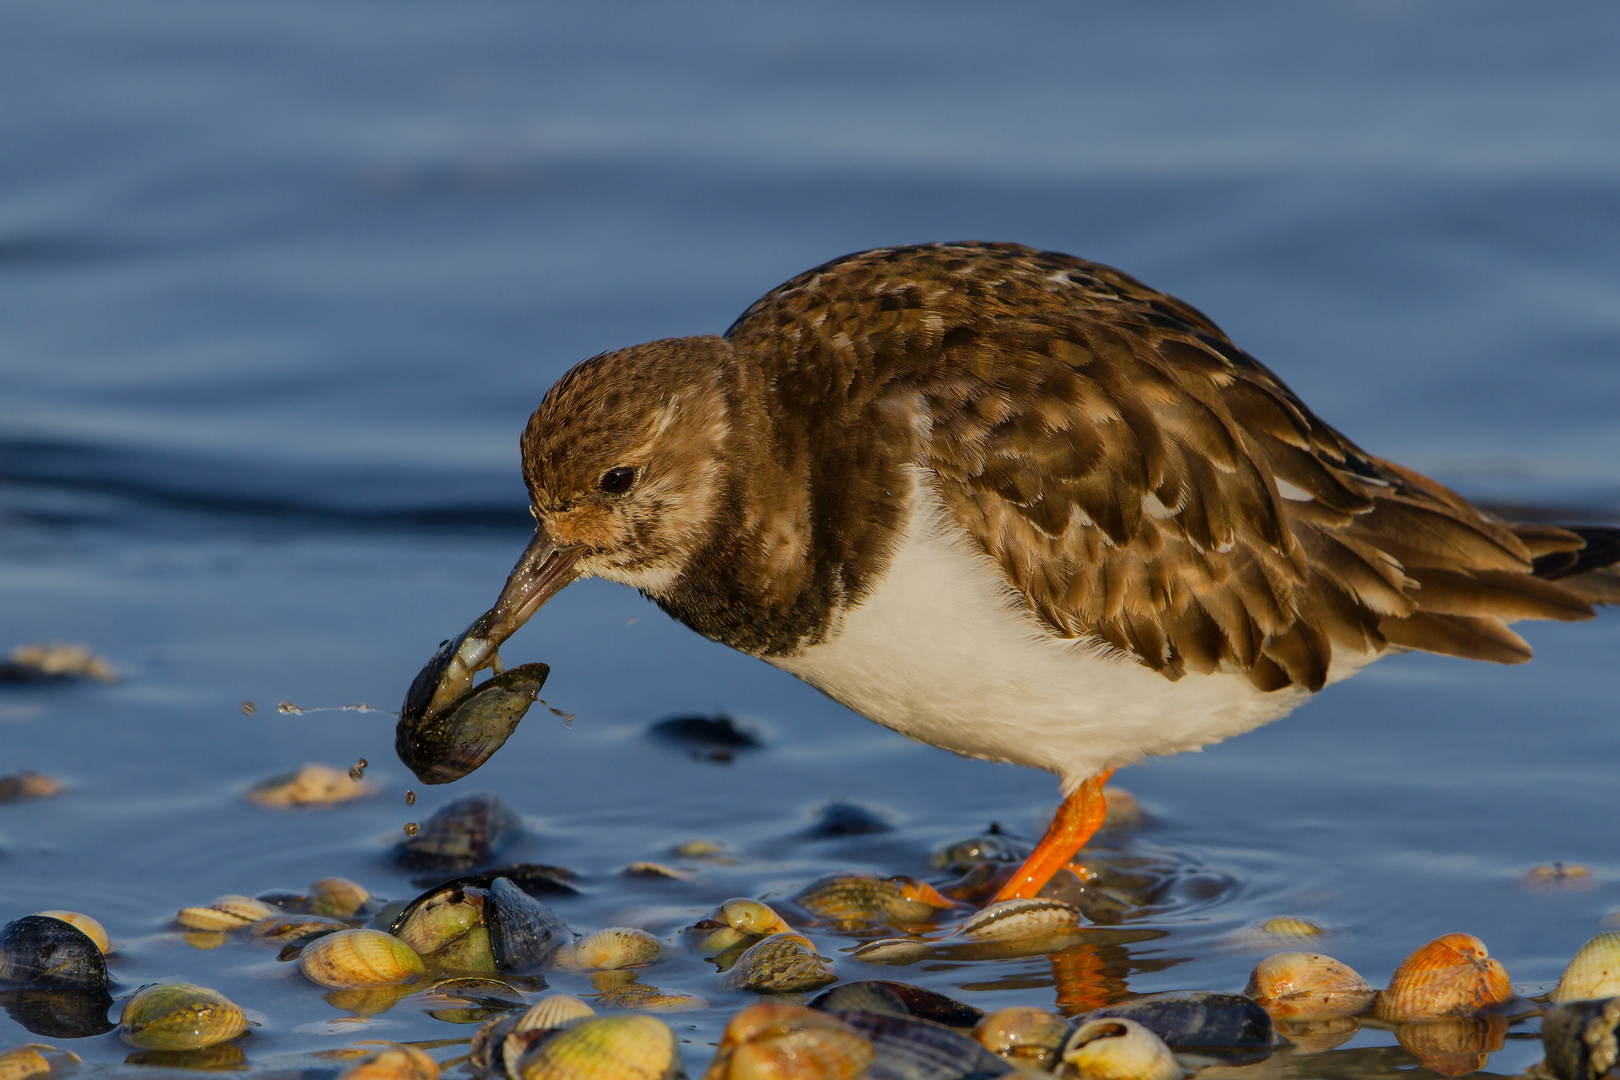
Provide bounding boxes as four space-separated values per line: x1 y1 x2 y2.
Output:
991 770 1115 903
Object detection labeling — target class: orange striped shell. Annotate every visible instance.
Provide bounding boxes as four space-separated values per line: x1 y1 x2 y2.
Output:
1374 933 1511 1021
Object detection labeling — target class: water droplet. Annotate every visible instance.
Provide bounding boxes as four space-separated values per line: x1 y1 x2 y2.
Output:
348 760 367 781
240 701 257 716
357 758 368 769
403 822 419 837
405 790 416 806
277 701 302 714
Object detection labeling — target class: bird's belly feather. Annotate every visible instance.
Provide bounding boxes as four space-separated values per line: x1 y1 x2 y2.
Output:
769 482 1370 789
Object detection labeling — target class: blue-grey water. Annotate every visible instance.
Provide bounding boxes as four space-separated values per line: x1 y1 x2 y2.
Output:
3 3 1620 1076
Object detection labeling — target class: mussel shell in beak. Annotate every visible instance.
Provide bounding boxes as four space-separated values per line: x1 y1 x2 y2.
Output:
396 638 549 784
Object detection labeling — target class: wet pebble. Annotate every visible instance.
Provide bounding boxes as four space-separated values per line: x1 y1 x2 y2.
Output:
247 763 379 808
118 982 247 1050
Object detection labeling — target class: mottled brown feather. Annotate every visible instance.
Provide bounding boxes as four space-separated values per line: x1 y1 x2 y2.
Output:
721 242 1598 685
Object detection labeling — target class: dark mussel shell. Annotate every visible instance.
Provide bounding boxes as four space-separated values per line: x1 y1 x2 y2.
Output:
830 1010 1013 1080
393 792 523 871
1085 992 1274 1061
807 802 895 838
1542 998 1620 1080
812 981 985 1029
0 915 109 991
396 637 549 785
486 877 570 974
0 987 117 1038
408 863 579 897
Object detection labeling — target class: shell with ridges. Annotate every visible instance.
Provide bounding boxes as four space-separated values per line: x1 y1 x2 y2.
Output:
298 929 426 988
310 877 372 918
338 1047 439 1080
1256 917 1326 939
32 911 110 955
176 895 277 931
553 928 661 971
974 1006 1070 1070
1373 933 1512 1021
1552 931 1620 1004
793 874 958 925
705 1004 871 1080
956 898 1084 942
0 1047 53 1080
520 994 598 1031
1061 1018 1180 1080
1244 952 1376 1020
719 932 835 993
515 1014 681 1080
118 983 248 1050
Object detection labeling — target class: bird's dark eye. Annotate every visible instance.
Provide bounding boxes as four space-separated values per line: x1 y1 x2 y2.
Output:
599 466 637 494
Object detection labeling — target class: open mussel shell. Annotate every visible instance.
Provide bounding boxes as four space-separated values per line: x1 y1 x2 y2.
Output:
396 621 548 785
32 912 110 956
0 916 109 991
1084 992 1273 1061
812 981 984 1029
1541 997 1620 1080
487 877 571 974
118 982 248 1050
829 1009 1014 1080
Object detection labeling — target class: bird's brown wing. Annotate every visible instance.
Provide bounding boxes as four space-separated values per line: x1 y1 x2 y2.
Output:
733 242 1593 690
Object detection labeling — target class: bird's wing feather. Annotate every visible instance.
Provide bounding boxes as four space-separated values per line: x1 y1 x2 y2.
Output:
728 242 1593 688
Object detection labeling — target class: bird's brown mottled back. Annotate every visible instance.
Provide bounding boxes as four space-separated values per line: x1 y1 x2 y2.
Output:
722 242 1597 689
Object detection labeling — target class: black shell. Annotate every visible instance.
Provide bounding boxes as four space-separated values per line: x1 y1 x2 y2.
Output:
0 916 109 991
485 877 570 974
1542 998 1620 1080
395 635 549 785
831 1010 1013 1080
393 792 523 871
812 981 984 1029
1084 992 1274 1058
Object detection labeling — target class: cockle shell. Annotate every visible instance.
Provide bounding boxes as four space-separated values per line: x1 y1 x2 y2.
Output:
0 1045 79 1080
974 1006 1070 1070
247 763 378 808
514 1014 682 1080
719 932 835 993
520 994 598 1031
118 983 248 1050
310 877 372 918
705 1004 872 1080
176 895 277 931
1061 1018 1180 1080
1374 933 1512 1021
298 929 426 988
1255 917 1327 939
1551 931 1620 1003
33 912 110 955
338 1046 440 1080
958 898 1086 942
1244 952 1377 1020
553 928 662 971
793 874 959 925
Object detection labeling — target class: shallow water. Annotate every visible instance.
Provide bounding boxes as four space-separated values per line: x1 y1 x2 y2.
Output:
3 3 1620 1077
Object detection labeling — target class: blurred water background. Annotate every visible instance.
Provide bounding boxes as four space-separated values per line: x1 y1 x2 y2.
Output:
3 3 1619 1076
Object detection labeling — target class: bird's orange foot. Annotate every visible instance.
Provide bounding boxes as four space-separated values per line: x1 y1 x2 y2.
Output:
990 769 1115 904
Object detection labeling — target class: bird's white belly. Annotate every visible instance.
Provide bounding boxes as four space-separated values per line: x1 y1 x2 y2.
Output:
770 484 1372 790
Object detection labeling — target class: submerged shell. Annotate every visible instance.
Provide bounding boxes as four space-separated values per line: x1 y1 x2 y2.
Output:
514 1014 682 1080
553 928 662 971
1374 933 1512 1021
396 636 548 785
1244 952 1376 1020
247 763 378 808
310 877 373 918
720 933 836 993
956 898 1085 942
251 912 352 946
974 1007 1070 1070
1061 1019 1179 1080
1085 993 1274 1055
794 875 958 925
595 983 708 1012
176 895 277 931
1393 1014 1507 1078
338 1046 440 1080
811 982 984 1029
0 916 110 991
706 1004 873 1080
934 829 1031 875
298 929 426 988
1541 997 1620 1080
393 792 523 871
118 983 247 1050
1272 1016 1360 1055
833 1008 1014 1080
1552 931 1620 1004
1255 917 1326 939
0 1045 79 1080
32 912 109 955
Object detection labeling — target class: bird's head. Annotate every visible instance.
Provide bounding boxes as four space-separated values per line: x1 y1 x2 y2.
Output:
419 336 741 716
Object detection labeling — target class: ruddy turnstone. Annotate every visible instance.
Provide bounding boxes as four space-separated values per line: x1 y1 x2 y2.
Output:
427 242 1620 902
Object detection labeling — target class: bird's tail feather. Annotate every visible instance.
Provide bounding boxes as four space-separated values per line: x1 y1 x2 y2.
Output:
1530 525 1620 604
